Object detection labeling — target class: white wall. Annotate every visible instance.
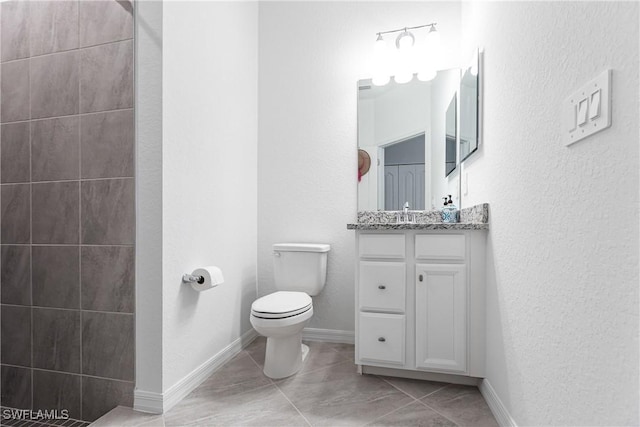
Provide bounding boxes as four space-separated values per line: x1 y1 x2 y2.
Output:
258 1 461 331
161 1 258 390
460 2 639 425
136 0 164 396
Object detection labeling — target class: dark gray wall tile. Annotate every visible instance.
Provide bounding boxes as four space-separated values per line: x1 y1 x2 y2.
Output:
82 312 134 381
81 110 134 179
32 246 80 309
79 1 133 47
31 117 80 182
32 182 80 244
80 40 133 113
1 245 31 306
1 60 30 123
1 184 30 244
0 305 31 367
31 51 79 119
81 377 134 422
81 246 134 313
1 122 30 183
1 1 29 62
33 370 81 419
81 179 134 245
1 365 31 409
30 0 78 56
33 308 81 373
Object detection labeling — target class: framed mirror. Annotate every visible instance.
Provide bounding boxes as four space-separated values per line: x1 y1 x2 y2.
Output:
460 49 482 162
445 94 457 177
357 69 461 211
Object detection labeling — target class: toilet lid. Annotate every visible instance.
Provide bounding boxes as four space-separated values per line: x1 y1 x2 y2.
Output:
251 291 312 319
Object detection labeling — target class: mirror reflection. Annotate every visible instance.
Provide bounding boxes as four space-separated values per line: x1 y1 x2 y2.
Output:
357 69 460 211
460 52 480 162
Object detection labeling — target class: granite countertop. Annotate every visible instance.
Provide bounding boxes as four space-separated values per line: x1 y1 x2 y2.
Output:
347 203 489 231
347 222 489 230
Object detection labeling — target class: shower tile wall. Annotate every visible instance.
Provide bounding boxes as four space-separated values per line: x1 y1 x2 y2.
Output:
0 1 135 422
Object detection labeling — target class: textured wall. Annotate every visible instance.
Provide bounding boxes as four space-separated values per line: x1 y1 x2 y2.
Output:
258 1 461 331
0 0 136 422
460 2 639 425
161 1 258 390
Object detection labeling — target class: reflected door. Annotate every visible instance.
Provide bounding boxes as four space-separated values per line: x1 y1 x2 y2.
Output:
384 164 425 210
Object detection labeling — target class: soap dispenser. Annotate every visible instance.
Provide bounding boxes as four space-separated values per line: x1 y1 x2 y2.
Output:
441 195 458 223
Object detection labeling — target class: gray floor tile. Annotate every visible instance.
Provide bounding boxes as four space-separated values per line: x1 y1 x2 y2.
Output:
185 351 271 399
276 360 413 426
421 385 498 427
164 384 307 427
90 406 164 427
366 401 457 427
378 376 449 399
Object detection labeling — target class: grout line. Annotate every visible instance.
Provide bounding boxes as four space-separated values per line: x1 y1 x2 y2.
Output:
0 303 134 316
365 399 421 426
0 108 135 127
377 376 421 401
0 244 135 248
0 38 134 66
272 382 312 427
421 383 451 399
77 7 83 412
244 352 313 427
1 177 134 186
0 364 134 385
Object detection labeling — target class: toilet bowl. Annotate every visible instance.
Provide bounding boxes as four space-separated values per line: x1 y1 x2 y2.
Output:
250 291 314 379
250 243 330 379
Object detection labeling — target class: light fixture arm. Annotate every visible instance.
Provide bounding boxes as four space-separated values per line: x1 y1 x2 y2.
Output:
376 22 437 38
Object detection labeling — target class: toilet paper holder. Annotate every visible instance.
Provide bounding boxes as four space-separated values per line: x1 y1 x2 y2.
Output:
182 273 205 284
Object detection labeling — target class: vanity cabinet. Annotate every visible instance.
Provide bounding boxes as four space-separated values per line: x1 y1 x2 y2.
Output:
355 230 486 380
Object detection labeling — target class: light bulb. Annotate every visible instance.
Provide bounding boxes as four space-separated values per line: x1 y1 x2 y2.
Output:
372 75 390 86
417 68 436 82
372 34 390 86
426 25 440 50
395 30 415 51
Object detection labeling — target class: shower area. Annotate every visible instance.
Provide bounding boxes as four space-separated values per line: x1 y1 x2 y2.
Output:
0 0 135 422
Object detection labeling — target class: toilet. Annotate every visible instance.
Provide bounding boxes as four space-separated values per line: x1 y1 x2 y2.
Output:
250 243 330 379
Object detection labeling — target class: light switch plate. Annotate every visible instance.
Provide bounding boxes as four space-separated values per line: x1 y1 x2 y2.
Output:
564 69 612 146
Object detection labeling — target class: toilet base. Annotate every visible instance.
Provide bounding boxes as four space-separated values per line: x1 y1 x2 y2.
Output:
263 333 309 379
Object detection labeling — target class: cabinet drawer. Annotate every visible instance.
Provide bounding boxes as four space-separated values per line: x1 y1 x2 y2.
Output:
359 234 405 259
358 312 405 365
359 261 405 313
415 234 465 261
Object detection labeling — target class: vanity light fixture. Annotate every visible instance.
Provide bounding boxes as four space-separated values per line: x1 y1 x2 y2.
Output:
372 23 440 86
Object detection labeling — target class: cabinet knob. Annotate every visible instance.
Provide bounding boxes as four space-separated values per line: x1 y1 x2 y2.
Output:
378 337 386 342
419 274 424 282
378 285 386 290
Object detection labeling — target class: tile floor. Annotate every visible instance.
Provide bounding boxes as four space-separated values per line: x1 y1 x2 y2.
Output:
91 338 498 427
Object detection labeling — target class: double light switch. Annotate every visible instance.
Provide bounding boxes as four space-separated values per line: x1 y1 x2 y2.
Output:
564 69 611 146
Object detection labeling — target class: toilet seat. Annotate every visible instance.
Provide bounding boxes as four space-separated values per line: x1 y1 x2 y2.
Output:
251 291 312 319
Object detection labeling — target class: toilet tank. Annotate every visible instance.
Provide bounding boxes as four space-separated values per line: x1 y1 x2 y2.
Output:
273 243 330 296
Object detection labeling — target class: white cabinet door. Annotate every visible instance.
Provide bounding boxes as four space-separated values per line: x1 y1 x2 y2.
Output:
415 264 467 373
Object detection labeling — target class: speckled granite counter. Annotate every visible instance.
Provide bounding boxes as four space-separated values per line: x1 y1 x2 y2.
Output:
347 203 489 230
347 222 488 230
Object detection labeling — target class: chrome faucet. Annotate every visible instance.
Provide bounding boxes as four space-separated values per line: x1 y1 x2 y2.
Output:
396 202 414 224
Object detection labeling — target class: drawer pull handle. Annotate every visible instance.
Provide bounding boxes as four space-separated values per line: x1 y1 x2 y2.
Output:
378 337 386 342
378 285 386 290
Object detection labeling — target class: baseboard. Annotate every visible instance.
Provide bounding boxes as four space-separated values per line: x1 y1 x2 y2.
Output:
134 328 259 414
361 365 480 386
302 327 354 344
479 379 517 427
